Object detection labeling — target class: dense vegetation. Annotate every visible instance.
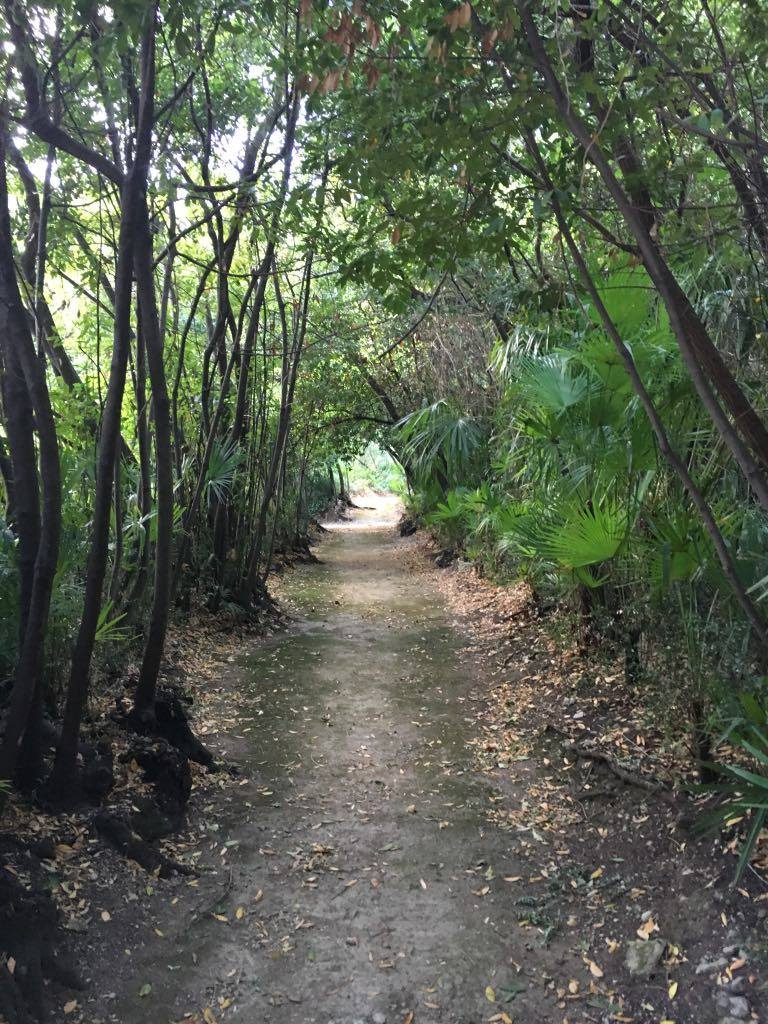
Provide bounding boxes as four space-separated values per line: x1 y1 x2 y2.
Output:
2 0 768 869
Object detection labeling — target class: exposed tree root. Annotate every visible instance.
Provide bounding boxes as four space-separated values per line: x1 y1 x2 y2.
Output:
398 514 417 537
126 687 216 770
93 807 192 878
0 843 82 1022
560 738 668 794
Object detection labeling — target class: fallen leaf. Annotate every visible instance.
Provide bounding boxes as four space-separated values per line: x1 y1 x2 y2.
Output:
637 916 658 940
139 983 152 997
63 1000 78 1014
203 1008 218 1024
485 985 496 1002
236 906 245 920
668 981 678 999
101 910 111 922
588 960 604 978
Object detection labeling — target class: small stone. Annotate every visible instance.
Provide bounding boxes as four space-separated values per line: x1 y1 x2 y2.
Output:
695 956 728 975
625 938 665 977
722 943 740 957
726 996 750 1020
372 1014 387 1024
716 991 750 1019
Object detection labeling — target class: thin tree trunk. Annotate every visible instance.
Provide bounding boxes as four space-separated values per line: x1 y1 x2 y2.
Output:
49 10 156 793
525 133 766 641
516 2 768 494
131 14 173 720
0 133 62 783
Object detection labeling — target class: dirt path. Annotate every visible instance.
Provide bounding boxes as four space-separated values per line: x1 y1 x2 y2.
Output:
89 496 582 1023
82 497 764 1024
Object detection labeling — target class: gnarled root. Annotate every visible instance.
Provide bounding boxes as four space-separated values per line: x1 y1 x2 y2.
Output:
93 807 192 878
0 849 83 1022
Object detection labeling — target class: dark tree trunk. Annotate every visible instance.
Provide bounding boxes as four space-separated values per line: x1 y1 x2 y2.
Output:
0 133 62 784
517 3 768 499
49 10 158 795
132 183 174 718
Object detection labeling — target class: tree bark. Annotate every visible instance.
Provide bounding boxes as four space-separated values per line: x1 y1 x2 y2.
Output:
0 132 62 783
49 9 157 793
515 2 768 507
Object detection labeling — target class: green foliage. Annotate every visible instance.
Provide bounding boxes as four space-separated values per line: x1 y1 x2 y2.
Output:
348 444 405 494
204 441 243 506
397 401 486 486
701 694 768 880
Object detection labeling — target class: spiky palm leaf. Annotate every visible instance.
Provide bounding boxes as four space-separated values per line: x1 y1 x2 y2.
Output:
205 440 243 505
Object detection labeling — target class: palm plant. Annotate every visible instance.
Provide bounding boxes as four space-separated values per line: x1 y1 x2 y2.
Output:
700 693 768 880
397 400 486 490
204 439 243 506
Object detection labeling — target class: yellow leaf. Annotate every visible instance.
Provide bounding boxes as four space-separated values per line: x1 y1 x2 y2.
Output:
591 867 604 880
588 960 604 978
212 913 228 922
485 985 496 1002
637 916 658 940
203 1008 218 1024
236 906 245 920
668 981 678 999
568 979 579 994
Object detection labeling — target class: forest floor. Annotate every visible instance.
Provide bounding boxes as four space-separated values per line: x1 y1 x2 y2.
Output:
13 494 768 1024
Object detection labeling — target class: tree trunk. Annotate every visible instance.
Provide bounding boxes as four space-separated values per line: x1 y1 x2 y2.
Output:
0 132 62 784
516 3 768 497
49 9 157 794
132 185 174 718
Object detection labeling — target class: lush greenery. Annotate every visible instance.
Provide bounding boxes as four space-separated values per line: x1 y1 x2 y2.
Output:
2 0 768 863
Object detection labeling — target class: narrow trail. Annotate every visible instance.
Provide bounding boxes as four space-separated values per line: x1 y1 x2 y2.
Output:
100 495 578 1023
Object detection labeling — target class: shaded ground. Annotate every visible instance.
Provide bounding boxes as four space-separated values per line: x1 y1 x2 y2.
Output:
69 495 764 1024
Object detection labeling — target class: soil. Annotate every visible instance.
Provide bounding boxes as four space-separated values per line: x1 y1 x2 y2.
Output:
12 495 767 1024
